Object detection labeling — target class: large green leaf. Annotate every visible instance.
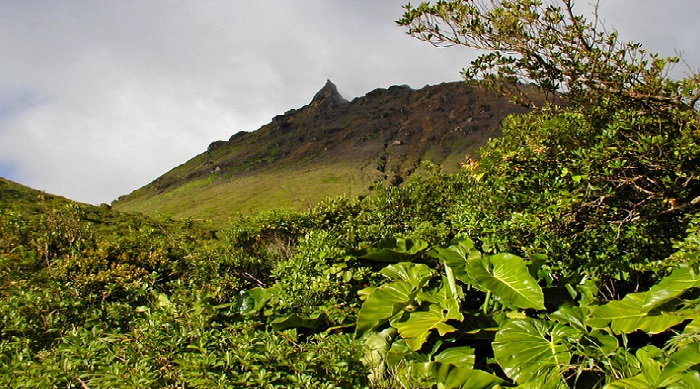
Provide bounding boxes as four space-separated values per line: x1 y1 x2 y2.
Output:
608 312 689 335
426 363 504 389
270 312 328 331
416 276 459 304
355 280 415 338
658 343 700 387
605 345 663 389
579 331 620 357
238 287 270 316
385 339 416 371
604 376 654 389
388 345 501 389
670 371 700 389
466 253 545 310
355 238 429 262
396 298 463 351
355 263 438 340
550 303 587 331
430 239 481 285
433 346 476 368
589 267 700 333
493 318 576 388
380 262 433 288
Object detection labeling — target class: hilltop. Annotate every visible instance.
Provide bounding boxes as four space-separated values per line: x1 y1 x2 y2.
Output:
0 177 74 213
112 81 528 221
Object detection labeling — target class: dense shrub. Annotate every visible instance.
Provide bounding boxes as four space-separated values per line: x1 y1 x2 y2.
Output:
450 108 700 278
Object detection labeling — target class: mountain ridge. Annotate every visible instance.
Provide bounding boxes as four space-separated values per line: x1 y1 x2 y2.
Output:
112 80 530 221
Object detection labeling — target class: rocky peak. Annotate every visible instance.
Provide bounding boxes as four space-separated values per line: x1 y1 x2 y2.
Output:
306 79 348 116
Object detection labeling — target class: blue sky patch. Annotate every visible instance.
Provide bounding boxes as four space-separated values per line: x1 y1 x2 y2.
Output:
0 86 43 121
0 161 18 181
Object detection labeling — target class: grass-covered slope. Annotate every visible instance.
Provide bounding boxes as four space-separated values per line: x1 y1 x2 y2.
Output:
113 81 529 221
114 162 370 220
0 177 74 213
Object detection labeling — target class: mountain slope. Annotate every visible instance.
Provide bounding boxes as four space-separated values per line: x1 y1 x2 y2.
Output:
0 177 76 214
113 81 529 221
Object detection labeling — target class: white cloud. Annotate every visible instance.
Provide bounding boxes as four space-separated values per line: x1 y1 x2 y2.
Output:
0 0 698 204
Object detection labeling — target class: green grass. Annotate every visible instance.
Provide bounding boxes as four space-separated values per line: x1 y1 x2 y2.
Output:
113 162 374 223
0 178 73 213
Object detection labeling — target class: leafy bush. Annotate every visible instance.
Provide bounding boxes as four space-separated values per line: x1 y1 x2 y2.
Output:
353 238 700 388
268 230 370 317
450 108 700 278
0 287 370 388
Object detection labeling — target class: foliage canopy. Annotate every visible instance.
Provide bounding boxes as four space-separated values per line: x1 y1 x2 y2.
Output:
398 0 700 110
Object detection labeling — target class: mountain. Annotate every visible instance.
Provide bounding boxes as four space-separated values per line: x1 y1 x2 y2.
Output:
112 81 529 221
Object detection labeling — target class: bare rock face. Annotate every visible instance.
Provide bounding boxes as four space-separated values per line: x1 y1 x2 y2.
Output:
308 79 348 113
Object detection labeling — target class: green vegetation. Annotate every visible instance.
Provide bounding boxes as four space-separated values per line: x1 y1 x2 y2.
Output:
115 162 371 222
2 1 700 387
398 0 700 110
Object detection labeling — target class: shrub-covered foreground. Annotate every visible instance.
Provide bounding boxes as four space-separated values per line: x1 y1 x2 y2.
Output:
2 100 699 387
3 1 700 387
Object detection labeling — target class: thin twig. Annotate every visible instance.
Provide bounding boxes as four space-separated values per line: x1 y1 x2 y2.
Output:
242 272 265 287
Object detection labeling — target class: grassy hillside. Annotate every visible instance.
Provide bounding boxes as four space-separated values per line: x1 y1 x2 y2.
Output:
0 177 73 212
113 82 528 221
115 161 373 221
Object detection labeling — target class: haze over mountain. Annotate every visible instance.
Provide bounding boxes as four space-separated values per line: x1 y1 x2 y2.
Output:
112 81 529 221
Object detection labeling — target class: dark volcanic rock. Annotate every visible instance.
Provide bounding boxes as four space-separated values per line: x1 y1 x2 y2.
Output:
308 79 348 115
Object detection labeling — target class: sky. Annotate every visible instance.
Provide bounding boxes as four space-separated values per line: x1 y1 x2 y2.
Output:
1 1 699 205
